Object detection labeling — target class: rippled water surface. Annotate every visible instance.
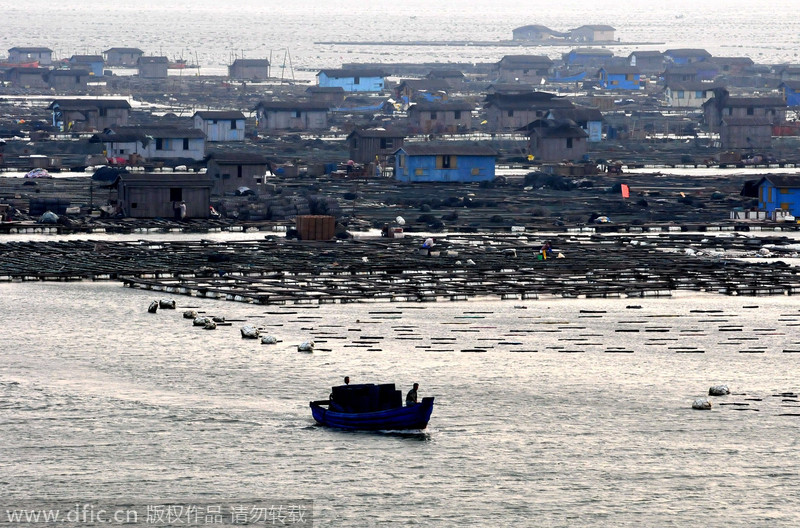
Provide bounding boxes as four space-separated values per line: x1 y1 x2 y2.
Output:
3 2 800 524
2 280 800 526
1 0 799 80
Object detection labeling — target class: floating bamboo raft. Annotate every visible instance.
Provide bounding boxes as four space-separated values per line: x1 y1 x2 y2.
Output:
1 233 799 304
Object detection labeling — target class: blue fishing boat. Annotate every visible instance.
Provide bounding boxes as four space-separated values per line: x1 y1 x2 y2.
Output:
310 383 434 431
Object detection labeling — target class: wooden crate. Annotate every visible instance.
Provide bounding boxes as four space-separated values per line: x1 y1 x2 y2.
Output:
296 215 335 241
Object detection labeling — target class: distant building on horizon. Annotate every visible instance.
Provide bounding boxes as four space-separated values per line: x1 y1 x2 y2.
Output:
7 46 52 65
228 59 270 81
103 47 144 67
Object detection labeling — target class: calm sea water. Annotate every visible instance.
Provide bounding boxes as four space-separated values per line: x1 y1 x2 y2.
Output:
2 279 800 526
3 2 800 524
1 0 799 80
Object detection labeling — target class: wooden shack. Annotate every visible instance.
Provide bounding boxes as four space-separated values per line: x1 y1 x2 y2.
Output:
117 173 212 219
228 59 270 81
104 47 144 67
720 117 772 149
346 128 406 165
206 152 268 196
137 56 169 79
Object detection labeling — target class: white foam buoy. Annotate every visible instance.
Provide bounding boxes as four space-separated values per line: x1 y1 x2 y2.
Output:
297 340 315 352
261 335 278 345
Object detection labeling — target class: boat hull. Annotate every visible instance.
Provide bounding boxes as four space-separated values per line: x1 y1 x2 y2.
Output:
310 397 434 430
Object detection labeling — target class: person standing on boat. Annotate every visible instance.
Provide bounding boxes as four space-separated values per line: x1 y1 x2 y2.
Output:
179 201 187 221
406 383 419 406
343 376 350 385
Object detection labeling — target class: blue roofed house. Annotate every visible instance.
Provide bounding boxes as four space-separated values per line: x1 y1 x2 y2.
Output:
756 175 800 218
597 66 644 90
393 143 496 183
69 55 104 77
317 69 386 92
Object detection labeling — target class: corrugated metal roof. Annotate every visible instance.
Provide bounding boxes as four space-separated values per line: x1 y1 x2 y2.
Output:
760 175 800 188
104 47 143 54
49 99 132 110
231 59 270 67
397 79 451 91
397 143 497 156
570 25 615 31
599 66 641 75
347 128 407 139
408 101 473 112
193 110 246 120
110 126 206 139
318 69 387 78
70 55 104 62
46 69 90 77
9 46 52 53
138 56 169 64
664 49 712 58
499 54 554 66
255 101 330 111
206 152 268 164
119 173 213 186
570 48 614 56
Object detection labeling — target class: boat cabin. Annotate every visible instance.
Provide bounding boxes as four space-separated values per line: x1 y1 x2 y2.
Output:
329 383 403 413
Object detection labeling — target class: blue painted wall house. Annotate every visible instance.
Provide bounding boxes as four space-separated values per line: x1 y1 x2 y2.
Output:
317 68 386 92
394 143 496 183
779 81 800 107
597 66 644 90
757 175 800 216
69 55 104 77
